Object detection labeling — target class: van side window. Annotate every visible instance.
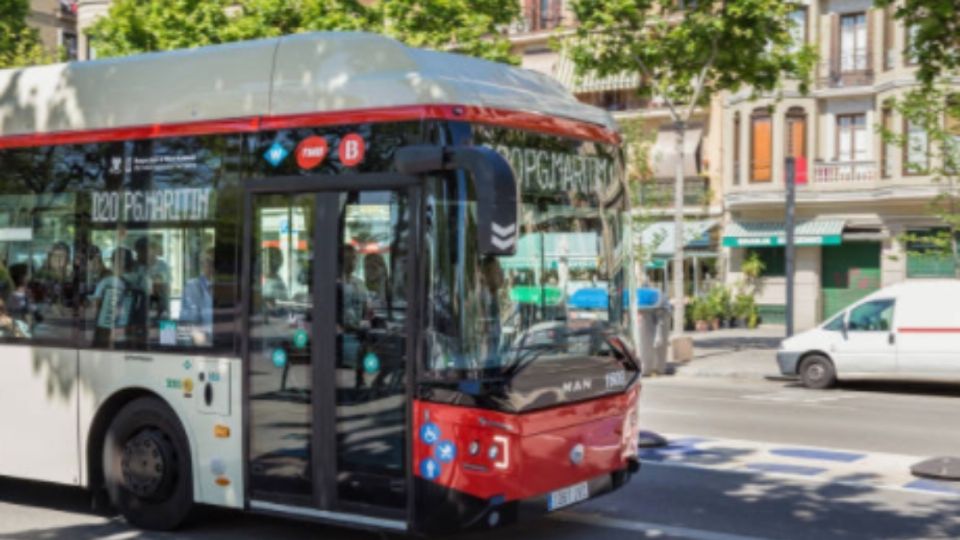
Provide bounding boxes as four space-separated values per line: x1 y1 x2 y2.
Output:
824 313 845 332
848 299 895 332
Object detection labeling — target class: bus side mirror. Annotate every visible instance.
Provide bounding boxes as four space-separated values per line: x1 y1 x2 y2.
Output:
395 145 518 256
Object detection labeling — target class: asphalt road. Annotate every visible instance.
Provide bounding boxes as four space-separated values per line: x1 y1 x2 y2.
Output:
2 375 959 540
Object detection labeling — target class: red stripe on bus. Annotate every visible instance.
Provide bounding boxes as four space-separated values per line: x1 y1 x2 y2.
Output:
898 327 960 333
0 117 263 149
0 105 619 149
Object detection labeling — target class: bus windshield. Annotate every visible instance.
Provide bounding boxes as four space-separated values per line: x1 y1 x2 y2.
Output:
425 127 629 379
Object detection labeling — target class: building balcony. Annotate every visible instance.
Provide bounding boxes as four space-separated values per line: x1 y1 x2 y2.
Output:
812 160 879 184
817 59 875 89
636 177 710 208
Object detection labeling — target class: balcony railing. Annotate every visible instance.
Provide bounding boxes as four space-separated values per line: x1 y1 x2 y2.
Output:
817 59 874 88
812 161 879 184
636 177 710 207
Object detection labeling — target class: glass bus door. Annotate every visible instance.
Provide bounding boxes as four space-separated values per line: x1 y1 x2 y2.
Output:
245 184 416 527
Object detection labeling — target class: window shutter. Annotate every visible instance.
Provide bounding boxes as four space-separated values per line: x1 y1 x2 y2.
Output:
789 118 806 158
866 10 874 71
752 115 772 182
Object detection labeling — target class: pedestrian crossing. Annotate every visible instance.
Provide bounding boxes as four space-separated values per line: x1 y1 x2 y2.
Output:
640 434 960 497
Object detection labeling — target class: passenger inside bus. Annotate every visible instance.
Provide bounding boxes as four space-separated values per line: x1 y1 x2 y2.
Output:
134 236 171 319
91 247 146 348
180 248 214 346
262 246 289 309
0 297 28 339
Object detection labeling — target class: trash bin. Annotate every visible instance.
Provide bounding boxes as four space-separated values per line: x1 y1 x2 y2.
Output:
626 288 670 375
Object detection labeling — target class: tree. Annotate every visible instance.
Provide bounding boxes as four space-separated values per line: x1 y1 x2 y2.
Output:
87 0 519 64
568 0 816 334
876 0 959 87
0 0 50 68
876 0 960 274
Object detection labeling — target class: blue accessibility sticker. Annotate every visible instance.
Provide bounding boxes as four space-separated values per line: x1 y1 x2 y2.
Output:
272 348 287 368
420 458 442 481
435 440 457 463
264 141 290 167
420 422 440 445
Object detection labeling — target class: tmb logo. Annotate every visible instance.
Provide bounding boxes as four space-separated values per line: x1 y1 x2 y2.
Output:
296 136 329 170
338 133 366 167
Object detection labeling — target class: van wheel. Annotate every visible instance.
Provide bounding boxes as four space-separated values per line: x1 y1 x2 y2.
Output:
103 396 193 530
799 355 836 390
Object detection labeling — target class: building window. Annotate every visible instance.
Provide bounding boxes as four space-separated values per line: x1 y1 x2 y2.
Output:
750 108 772 183
840 13 868 72
788 8 808 53
746 248 785 277
837 113 868 162
881 106 895 178
905 24 919 66
525 0 562 31
906 229 958 278
786 108 807 160
945 94 960 174
59 30 78 61
733 112 742 185
904 118 929 175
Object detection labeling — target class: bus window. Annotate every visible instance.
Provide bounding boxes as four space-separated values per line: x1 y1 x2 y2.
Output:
83 227 216 350
0 192 78 343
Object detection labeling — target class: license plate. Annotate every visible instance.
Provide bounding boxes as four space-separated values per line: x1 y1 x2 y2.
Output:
547 481 589 511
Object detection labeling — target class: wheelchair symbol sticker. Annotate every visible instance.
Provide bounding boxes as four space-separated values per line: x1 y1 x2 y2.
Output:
420 422 440 445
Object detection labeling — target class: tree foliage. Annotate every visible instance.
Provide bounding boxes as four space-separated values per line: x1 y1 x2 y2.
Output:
0 0 50 68
876 0 960 265
87 0 519 63
568 0 817 122
876 0 959 87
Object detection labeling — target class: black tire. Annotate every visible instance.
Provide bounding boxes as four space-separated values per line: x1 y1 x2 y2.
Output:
103 396 193 531
799 354 837 390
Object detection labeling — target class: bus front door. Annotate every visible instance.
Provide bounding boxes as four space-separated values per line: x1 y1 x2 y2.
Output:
245 182 417 529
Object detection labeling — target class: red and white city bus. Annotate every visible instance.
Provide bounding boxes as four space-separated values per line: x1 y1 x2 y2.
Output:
0 32 641 534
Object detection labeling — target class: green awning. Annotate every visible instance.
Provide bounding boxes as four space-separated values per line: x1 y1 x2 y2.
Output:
723 220 845 248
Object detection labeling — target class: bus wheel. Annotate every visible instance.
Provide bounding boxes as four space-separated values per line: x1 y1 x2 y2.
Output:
799 354 836 390
103 396 193 531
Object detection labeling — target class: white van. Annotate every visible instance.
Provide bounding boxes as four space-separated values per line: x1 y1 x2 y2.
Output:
778 280 960 389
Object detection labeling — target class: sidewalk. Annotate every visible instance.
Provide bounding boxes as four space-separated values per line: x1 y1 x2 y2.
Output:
666 325 788 380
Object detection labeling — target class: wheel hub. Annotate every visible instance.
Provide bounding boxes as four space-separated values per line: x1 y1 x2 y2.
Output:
121 428 177 500
808 364 825 381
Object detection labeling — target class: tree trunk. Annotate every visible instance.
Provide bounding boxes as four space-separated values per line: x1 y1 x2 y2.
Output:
672 121 686 336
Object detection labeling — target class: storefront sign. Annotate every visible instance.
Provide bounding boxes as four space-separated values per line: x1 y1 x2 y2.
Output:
722 234 842 248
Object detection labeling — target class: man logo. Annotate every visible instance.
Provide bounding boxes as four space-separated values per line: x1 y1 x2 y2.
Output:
562 378 593 394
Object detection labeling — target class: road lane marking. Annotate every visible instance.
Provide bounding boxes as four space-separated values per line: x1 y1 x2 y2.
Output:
641 460 960 499
769 447 865 463
639 434 960 498
554 512 771 540
743 463 827 476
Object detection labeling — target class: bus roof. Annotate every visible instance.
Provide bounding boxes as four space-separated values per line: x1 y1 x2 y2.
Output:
0 32 617 140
